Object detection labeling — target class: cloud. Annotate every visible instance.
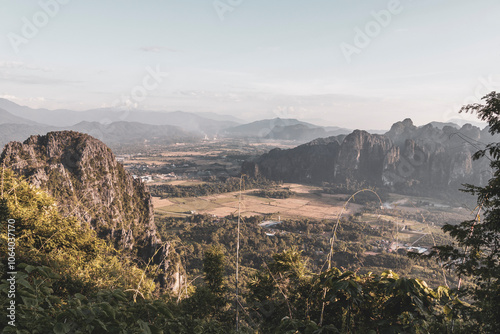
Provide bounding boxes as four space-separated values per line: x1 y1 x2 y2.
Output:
0 95 47 106
0 94 20 100
0 61 53 72
0 94 46 102
0 72 80 85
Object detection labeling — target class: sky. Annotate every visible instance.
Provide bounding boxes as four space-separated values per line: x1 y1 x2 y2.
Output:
0 0 499 130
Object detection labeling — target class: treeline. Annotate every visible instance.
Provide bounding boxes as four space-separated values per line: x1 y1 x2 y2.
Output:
252 187 295 199
148 177 279 198
321 182 390 204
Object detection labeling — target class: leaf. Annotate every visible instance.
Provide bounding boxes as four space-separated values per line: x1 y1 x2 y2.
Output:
24 264 36 273
101 302 116 320
74 293 87 301
112 289 128 302
21 296 38 308
94 319 108 331
137 319 152 334
149 325 164 334
53 322 71 334
17 277 33 290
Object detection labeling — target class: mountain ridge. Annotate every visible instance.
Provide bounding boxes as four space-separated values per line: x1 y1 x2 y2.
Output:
243 118 495 198
0 98 237 134
0 107 42 125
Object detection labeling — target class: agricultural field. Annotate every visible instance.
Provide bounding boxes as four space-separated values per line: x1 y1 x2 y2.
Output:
153 181 472 225
153 183 363 220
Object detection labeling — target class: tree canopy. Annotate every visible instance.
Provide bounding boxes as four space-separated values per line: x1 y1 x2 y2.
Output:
432 91 500 332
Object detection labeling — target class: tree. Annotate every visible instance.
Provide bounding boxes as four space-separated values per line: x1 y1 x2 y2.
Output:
432 91 500 331
248 249 457 333
181 245 230 329
203 245 227 295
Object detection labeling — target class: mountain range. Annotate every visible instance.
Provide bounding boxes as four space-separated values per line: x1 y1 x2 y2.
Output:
242 118 497 199
0 98 354 149
0 98 491 186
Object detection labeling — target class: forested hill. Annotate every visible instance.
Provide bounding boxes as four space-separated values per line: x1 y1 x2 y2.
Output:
243 118 496 197
0 131 183 291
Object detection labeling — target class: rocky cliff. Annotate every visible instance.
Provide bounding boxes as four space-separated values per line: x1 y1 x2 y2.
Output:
0 131 182 290
243 119 494 197
243 136 342 184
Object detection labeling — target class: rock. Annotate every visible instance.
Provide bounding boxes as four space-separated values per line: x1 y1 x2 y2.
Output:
243 136 341 184
244 120 493 197
0 131 183 292
336 130 394 185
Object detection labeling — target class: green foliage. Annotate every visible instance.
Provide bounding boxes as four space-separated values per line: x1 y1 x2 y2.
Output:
0 168 156 299
431 91 500 332
149 177 278 198
0 263 175 333
253 188 295 199
204 245 227 295
247 250 466 333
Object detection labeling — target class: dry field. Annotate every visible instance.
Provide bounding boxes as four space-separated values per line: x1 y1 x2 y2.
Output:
153 183 362 220
153 182 474 247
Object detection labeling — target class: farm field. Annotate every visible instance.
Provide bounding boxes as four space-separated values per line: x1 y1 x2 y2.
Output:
153 182 473 226
153 183 362 220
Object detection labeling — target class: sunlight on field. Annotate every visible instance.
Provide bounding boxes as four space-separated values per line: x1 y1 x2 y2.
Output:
166 180 206 186
153 184 361 220
152 197 174 207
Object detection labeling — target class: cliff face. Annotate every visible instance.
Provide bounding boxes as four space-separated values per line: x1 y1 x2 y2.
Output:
243 136 341 184
243 119 493 196
336 130 394 185
382 119 489 190
0 131 182 290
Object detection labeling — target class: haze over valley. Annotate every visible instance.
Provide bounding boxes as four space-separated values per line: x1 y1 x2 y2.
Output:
1 1 500 332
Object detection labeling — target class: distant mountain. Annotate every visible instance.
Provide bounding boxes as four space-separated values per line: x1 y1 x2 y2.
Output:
0 98 238 134
223 118 352 143
0 98 74 126
70 121 200 145
0 123 55 150
223 118 321 138
265 124 327 141
264 124 351 142
0 120 201 151
0 107 41 125
78 109 237 134
192 111 244 123
324 125 353 134
243 118 496 198
115 110 237 134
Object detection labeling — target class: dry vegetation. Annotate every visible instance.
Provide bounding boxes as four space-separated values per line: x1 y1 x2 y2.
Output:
153 183 363 220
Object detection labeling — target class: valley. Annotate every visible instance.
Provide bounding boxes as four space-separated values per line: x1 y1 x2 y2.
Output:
0 98 494 332
0 112 494 332
120 137 471 226
110 138 474 291
2 2 499 330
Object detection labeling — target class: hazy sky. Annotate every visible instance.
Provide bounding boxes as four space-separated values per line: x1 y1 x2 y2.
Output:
1 0 499 129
